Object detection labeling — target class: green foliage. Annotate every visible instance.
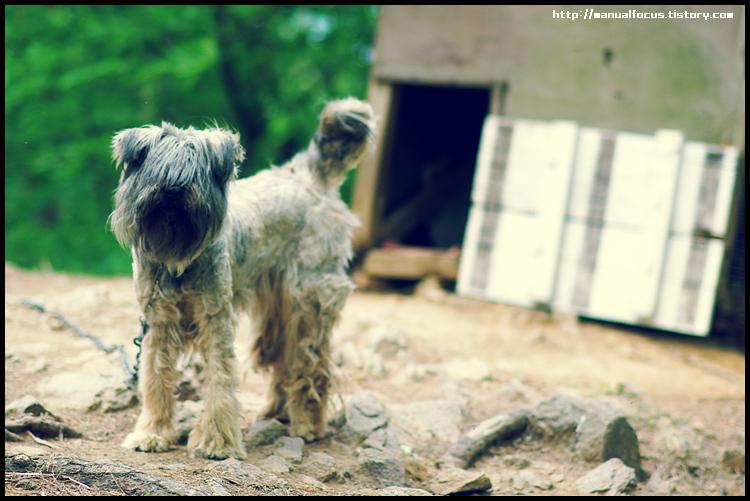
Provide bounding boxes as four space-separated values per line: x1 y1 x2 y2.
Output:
5 5 377 275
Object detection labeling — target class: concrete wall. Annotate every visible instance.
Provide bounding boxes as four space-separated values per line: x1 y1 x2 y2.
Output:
373 5 744 146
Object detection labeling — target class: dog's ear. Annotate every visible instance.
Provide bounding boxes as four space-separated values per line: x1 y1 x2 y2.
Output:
205 129 245 185
112 127 152 174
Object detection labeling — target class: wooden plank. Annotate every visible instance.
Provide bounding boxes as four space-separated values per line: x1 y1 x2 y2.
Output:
531 120 579 302
351 81 394 250
458 115 739 337
458 118 577 307
553 127 606 311
470 114 502 204
585 130 682 323
655 142 739 335
636 129 684 319
362 246 460 280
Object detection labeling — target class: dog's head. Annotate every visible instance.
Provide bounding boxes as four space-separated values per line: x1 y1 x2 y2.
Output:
110 122 245 274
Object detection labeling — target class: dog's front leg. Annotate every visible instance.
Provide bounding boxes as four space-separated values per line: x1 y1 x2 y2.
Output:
122 327 180 452
188 306 246 460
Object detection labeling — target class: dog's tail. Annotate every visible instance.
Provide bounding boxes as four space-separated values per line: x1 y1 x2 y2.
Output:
296 98 375 190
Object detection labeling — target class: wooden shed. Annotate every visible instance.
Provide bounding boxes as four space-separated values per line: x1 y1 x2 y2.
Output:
351 6 745 342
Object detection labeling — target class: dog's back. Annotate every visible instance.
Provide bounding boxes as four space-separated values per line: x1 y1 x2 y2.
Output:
228 97 373 289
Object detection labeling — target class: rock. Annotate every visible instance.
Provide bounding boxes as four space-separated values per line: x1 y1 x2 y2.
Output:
352 486 434 496
92 385 138 413
363 426 402 453
297 474 327 490
15 478 39 491
403 456 435 483
430 468 491 495
335 340 386 375
575 458 637 495
645 470 674 495
7 453 209 495
5 414 82 439
211 458 280 486
173 400 203 444
530 394 641 475
361 315 408 357
273 436 304 463
36 370 115 412
260 455 291 475
205 476 233 496
655 426 699 460
336 341 365 369
358 448 405 488
9 446 48 457
514 469 552 490
244 418 288 447
390 362 436 384
5 395 60 420
502 454 531 469
339 391 388 444
720 448 745 474
303 452 337 482
442 357 494 382
23 356 50 374
389 399 465 443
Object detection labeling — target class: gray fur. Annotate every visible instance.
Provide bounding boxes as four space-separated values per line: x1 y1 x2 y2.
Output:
113 98 374 459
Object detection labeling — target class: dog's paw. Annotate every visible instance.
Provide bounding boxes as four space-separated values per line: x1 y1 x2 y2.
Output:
188 429 247 460
290 422 331 443
121 429 176 453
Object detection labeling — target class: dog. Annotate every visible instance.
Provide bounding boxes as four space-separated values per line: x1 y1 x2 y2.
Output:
111 98 374 459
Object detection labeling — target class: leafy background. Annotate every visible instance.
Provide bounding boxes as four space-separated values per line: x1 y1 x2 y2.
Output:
5 5 377 275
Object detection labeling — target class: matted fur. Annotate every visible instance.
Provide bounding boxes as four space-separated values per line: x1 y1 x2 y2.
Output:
113 98 374 459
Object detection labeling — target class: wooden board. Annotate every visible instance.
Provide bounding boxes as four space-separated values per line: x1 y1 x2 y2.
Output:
457 117 577 307
458 115 739 336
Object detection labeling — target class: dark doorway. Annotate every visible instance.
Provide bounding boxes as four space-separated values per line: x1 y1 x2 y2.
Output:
379 84 490 248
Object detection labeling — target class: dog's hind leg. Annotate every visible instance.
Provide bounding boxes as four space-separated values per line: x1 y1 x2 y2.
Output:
282 274 353 442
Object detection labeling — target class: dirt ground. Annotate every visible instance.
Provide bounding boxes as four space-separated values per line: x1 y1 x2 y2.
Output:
4 263 745 495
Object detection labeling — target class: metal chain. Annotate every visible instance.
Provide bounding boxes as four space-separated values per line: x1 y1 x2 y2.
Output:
11 269 161 387
10 294 139 382
131 275 161 384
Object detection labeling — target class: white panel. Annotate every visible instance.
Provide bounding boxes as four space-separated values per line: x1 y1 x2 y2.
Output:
470 115 502 204
502 119 550 211
531 120 578 301
655 237 692 329
456 205 485 297
584 130 682 320
604 132 658 227
563 127 602 220
693 240 726 334
671 142 705 234
711 146 739 236
552 221 586 311
587 226 643 320
635 129 683 317
460 118 577 307
653 238 725 336
584 133 652 321
457 116 738 338
486 212 539 304
650 142 737 335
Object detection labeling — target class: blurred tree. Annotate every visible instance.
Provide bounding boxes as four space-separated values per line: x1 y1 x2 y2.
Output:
5 5 376 275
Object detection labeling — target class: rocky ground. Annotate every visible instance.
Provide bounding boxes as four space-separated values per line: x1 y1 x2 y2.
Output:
5 263 746 495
